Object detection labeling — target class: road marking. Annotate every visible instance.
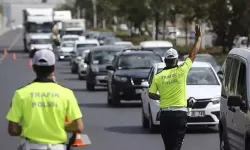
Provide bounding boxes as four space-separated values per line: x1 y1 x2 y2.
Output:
0 32 22 64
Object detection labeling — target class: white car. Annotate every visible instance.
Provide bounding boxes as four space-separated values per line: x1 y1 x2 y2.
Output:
139 40 173 60
71 39 100 73
78 49 90 80
57 41 75 60
114 41 133 46
141 61 221 132
29 34 53 52
61 35 79 42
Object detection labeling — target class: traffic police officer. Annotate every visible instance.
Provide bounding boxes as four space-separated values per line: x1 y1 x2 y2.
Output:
6 49 83 150
148 24 202 150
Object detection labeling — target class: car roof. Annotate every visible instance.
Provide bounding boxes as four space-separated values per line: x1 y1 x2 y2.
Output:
89 45 127 51
62 35 79 38
30 34 51 39
115 41 133 45
139 40 173 47
119 50 156 55
75 39 99 44
155 61 213 69
61 41 75 44
229 48 250 60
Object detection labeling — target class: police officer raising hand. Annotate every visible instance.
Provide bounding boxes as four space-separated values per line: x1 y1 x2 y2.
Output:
148 24 202 150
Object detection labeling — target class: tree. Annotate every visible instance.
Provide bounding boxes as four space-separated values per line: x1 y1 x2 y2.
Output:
208 0 250 53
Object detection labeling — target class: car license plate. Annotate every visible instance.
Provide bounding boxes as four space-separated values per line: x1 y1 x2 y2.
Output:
97 75 107 80
135 89 142 94
188 111 205 117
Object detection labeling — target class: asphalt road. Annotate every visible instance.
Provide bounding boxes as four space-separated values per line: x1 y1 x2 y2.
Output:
0 29 220 150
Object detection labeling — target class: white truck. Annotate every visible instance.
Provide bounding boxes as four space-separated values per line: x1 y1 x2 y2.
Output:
23 8 54 52
53 11 72 39
61 19 86 37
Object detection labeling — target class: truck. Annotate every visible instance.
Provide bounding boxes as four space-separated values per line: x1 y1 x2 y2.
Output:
23 8 54 52
61 19 86 37
53 11 72 36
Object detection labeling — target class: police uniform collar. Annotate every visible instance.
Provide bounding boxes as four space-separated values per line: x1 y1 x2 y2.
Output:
33 78 55 83
163 66 177 70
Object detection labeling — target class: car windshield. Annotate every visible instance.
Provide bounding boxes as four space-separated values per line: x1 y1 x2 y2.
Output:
241 39 250 45
65 30 83 35
118 54 162 69
143 47 172 56
91 50 118 64
76 48 89 56
157 67 219 85
26 22 53 33
82 50 89 58
77 44 97 48
62 43 74 47
63 38 78 41
30 39 51 44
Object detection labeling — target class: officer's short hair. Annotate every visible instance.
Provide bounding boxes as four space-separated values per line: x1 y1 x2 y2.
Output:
32 49 56 78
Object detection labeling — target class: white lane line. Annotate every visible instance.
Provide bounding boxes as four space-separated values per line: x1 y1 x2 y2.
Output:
0 32 22 64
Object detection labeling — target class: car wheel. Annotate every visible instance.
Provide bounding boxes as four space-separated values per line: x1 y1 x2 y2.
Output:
111 88 120 106
149 108 157 133
86 81 95 91
220 130 230 150
142 109 149 128
107 87 112 105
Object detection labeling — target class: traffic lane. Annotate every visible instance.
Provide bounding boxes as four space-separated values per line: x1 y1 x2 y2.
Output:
0 28 23 52
56 61 220 150
0 53 220 150
0 53 34 149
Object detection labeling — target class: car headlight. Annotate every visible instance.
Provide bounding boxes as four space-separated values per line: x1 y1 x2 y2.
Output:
114 75 128 82
211 97 220 105
92 67 99 72
30 45 35 50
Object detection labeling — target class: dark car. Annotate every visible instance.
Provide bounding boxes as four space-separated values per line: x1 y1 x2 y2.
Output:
97 32 116 45
106 49 163 106
84 45 129 91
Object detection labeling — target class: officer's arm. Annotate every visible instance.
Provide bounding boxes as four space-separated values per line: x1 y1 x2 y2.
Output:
6 92 23 136
8 122 22 136
65 91 84 133
148 77 160 100
188 24 202 62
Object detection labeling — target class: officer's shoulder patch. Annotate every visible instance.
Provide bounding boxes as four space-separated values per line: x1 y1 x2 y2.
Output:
16 82 33 90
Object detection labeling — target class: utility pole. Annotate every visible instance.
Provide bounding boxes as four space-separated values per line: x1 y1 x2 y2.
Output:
92 0 97 28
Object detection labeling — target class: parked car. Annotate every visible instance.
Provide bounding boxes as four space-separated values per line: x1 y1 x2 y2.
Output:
141 61 221 132
219 48 250 150
106 49 163 106
84 45 129 91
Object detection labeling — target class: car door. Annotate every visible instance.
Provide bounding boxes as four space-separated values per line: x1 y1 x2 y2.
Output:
142 67 155 117
108 55 118 93
225 58 241 148
232 61 247 150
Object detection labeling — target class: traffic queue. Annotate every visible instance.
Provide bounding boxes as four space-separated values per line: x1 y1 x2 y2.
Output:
51 28 222 132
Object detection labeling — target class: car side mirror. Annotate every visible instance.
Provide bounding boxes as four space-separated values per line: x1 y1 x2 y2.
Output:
227 95 242 107
106 65 115 71
141 81 149 88
84 59 89 64
217 70 223 75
